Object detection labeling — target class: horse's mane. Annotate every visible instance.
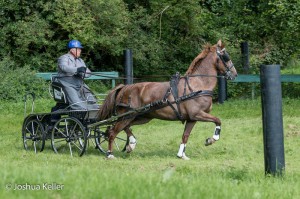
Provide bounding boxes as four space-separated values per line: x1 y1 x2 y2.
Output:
185 44 216 75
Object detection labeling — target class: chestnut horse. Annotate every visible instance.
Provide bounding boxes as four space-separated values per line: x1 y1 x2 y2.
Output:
97 40 237 159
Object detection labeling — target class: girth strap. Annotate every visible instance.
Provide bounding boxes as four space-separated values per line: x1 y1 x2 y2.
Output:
167 100 183 121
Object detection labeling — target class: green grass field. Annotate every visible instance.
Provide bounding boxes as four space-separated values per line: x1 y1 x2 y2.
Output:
0 98 300 199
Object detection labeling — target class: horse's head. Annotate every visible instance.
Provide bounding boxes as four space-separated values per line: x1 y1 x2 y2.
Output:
215 40 238 80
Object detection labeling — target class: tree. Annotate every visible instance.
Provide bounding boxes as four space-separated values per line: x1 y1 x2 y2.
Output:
0 0 56 70
0 0 299 75
200 0 300 68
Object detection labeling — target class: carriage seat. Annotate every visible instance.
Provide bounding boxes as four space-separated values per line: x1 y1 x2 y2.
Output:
50 74 72 113
50 77 100 111
51 81 69 105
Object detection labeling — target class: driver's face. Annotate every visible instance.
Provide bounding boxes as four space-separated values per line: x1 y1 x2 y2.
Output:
70 48 82 58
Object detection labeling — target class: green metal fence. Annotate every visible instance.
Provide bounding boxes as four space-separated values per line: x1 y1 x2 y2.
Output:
233 74 300 83
36 71 119 88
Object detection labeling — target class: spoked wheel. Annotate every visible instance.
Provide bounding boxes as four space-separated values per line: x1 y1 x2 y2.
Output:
94 126 129 154
22 119 45 153
51 117 87 157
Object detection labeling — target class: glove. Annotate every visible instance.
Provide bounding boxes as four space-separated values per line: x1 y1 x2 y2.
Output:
76 67 86 78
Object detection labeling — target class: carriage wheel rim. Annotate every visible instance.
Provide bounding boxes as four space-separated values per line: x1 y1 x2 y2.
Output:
51 117 87 156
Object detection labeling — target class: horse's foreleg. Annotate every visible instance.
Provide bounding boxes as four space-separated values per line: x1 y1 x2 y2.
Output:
199 113 221 146
190 111 221 146
205 125 221 146
124 127 137 153
177 121 196 160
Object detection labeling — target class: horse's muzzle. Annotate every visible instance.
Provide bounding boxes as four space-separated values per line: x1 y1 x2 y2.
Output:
225 71 237 80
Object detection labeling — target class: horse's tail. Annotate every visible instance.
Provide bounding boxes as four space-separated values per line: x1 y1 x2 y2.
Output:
97 84 125 121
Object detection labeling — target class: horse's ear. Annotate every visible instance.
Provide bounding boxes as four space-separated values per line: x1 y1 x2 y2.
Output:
217 40 222 47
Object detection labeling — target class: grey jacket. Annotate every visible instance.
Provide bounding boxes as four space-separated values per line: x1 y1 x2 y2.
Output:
54 53 99 110
57 53 91 78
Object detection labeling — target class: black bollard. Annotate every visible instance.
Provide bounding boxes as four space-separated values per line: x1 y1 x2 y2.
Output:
124 49 133 85
260 64 285 176
241 42 250 73
218 77 227 104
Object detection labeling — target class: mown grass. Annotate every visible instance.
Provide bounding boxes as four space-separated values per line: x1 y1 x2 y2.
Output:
0 98 300 199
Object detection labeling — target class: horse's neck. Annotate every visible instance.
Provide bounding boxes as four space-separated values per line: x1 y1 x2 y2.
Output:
191 64 218 91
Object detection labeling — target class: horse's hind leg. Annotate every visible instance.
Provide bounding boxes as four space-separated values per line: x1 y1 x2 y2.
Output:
107 119 134 158
177 121 196 160
124 127 137 153
123 117 153 153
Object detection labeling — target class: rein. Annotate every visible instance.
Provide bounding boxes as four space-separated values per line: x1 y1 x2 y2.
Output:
89 72 226 80
88 88 213 128
184 73 225 78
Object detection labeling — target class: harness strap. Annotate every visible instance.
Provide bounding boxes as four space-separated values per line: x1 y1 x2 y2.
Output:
186 76 194 92
183 75 193 96
169 72 183 121
163 87 171 99
167 100 183 121
113 85 129 115
163 72 214 122
111 73 214 122
154 89 214 120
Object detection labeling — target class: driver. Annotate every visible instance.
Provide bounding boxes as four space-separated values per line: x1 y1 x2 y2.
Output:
52 39 99 110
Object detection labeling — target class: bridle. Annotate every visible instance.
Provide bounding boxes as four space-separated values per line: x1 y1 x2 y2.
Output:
216 47 235 80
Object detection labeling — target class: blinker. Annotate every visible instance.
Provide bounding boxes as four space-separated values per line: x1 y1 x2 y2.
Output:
222 52 230 62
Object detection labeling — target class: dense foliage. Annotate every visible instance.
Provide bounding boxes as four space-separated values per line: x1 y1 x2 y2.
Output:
0 58 48 101
0 0 300 100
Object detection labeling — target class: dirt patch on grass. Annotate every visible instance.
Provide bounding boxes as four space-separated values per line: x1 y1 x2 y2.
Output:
286 124 300 137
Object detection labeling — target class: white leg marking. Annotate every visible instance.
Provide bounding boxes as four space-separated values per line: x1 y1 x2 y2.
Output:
177 143 185 158
213 126 221 141
107 154 115 159
126 135 137 153
182 152 190 160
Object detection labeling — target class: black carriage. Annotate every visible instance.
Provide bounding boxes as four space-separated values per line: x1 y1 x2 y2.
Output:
21 78 129 157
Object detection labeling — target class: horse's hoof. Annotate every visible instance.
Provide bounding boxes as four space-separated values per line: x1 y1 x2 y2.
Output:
177 153 190 160
182 155 190 160
126 141 137 153
106 155 115 160
126 145 132 153
205 138 215 146
106 151 115 159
